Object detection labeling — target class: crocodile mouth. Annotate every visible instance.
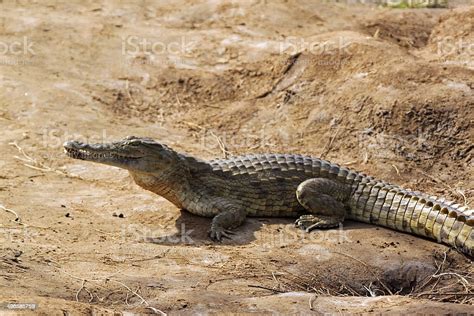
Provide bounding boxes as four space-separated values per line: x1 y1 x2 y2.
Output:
64 146 142 162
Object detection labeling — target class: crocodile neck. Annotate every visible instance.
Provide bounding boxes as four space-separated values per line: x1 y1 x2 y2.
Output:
129 156 190 209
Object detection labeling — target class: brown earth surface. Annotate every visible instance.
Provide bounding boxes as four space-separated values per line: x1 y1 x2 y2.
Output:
0 0 473 315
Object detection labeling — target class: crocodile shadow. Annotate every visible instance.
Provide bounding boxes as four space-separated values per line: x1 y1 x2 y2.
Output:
145 210 369 246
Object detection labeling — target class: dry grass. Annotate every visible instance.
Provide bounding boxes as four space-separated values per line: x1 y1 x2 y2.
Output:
251 250 473 304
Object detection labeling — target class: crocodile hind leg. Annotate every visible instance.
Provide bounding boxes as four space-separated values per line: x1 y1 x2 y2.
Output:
295 178 350 232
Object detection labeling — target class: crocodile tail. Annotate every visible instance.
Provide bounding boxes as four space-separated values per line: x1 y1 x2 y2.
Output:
347 179 473 257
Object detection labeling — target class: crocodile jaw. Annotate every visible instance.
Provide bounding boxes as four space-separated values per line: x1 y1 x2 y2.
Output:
63 140 142 169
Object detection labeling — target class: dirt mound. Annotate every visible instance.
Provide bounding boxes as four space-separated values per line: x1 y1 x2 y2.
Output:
90 57 284 122
363 9 442 49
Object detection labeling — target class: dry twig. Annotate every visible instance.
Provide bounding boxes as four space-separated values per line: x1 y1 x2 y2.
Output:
391 164 400 177
320 121 342 159
247 284 286 293
59 268 166 315
182 121 232 158
0 203 49 230
0 204 20 222
9 141 81 179
76 279 93 302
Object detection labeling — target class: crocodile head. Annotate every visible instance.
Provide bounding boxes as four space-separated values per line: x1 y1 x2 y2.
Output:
63 136 178 173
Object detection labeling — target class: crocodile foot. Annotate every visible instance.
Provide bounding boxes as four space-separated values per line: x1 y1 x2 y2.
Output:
295 214 341 232
209 226 235 241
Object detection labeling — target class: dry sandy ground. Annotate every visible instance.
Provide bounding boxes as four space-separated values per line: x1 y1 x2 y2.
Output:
0 0 473 314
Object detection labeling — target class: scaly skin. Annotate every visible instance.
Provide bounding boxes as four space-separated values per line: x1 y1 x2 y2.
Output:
64 136 473 256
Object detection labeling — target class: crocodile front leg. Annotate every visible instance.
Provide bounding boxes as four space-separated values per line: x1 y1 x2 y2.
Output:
209 200 247 241
295 178 350 232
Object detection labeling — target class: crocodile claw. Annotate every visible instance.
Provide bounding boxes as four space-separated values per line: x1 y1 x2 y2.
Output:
295 214 341 232
209 227 235 241
295 215 321 232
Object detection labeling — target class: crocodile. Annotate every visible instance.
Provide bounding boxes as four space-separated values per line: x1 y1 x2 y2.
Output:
63 136 473 256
